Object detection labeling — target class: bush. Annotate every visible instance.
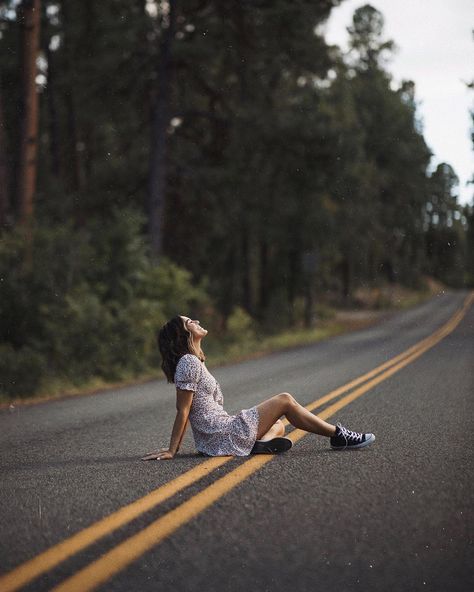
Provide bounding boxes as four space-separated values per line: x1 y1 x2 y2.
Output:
225 307 256 346
136 260 210 320
0 344 47 397
0 215 212 398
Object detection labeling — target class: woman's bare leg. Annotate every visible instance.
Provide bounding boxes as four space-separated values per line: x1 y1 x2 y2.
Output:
259 419 286 441
256 393 337 440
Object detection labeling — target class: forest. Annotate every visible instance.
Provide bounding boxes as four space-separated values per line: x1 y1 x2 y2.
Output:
1 0 473 399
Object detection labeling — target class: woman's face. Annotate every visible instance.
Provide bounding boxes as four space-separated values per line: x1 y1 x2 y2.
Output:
181 316 208 340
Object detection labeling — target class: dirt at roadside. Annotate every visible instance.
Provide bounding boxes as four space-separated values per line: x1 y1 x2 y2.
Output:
333 277 447 331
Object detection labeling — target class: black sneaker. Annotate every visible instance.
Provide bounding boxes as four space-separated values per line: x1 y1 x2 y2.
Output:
251 437 293 454
330 423 375 450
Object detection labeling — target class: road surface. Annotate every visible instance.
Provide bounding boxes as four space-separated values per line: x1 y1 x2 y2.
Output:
0 290 473 592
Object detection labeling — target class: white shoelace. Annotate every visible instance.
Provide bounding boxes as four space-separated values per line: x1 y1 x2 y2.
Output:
336 423 363 449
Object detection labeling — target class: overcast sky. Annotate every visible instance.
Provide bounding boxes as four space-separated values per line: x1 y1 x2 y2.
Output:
324 0 473 206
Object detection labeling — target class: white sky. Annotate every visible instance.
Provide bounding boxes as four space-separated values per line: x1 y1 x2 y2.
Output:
324 0 474 206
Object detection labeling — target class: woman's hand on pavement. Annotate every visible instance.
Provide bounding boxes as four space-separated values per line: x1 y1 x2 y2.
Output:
141 448 174 461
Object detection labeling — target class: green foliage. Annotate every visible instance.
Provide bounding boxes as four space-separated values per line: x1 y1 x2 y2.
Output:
0 1 472 398
0 344 47 397
226 307 256 343
222 307 257 356
466 206 474 286
424 164 467 287
137 263 210 321
0 210 209 397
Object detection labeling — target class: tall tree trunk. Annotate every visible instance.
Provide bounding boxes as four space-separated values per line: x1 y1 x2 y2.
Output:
287 247 299 326
65 92 83 190
61 0 84 195
341 255 351 302
16 0 41 234
258 237 269 321
45 44 61 177
302 250 317 328
148 0 176 262
303 280 314 328
0 85 10 229
81 0 95 190
240 224 252 313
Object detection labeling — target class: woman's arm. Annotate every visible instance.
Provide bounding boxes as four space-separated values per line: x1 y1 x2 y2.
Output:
141 389 194 460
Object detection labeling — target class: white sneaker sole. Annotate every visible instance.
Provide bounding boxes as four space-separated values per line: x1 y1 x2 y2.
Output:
331 433 375 450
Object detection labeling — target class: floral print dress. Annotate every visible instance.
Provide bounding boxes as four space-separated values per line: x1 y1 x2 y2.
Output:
174 354 260 456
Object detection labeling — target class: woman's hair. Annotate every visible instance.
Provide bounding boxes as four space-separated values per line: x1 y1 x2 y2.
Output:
158 316 205 383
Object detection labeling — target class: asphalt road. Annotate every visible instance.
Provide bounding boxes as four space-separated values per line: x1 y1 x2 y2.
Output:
0 290 473 592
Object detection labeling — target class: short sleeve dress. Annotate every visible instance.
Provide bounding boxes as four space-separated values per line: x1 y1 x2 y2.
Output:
174 354 260 456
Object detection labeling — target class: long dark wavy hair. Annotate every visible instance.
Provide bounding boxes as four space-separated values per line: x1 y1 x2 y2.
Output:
158 316 205 383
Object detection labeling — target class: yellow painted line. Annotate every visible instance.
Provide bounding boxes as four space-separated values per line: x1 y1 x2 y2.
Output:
0 457 230 592
290 292 473 439
0 292 471 592
296 291 474 418
50 455 276 592
49 292 473 592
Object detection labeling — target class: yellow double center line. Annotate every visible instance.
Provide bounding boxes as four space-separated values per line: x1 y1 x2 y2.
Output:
1 292 472 592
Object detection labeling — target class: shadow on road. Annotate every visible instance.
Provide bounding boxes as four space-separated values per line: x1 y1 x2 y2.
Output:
0 447 372 473
0 453 203 472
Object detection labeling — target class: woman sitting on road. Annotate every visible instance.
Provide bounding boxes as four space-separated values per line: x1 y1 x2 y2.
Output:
142 316 375 461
